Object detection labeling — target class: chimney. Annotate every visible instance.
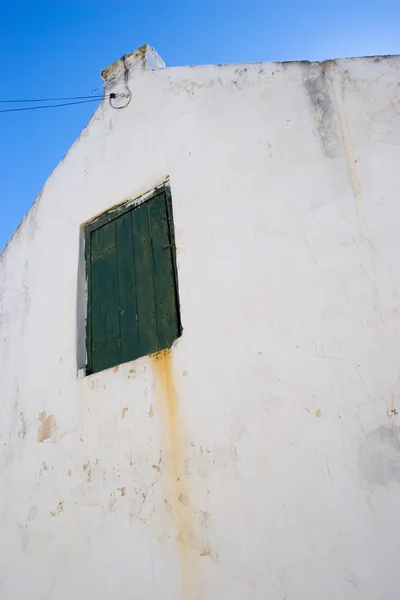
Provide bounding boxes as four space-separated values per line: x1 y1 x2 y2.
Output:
101 44 165 106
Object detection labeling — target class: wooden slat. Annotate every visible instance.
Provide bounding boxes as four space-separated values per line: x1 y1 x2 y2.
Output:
103 250 119 339
149 193 180 351
90 252 106 346
105 338 122 370
102 221 120 369
92 342 107 374
90 221 121 371
132 201 158 357
116 212 139 364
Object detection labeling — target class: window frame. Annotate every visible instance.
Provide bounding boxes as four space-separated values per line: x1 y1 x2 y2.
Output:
84 182 181 375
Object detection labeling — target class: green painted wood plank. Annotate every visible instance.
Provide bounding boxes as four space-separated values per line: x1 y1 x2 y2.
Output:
105 338 122 370
102 224 121 370
92 339 121 373
132 201 158 357
149 193 179 351
116 212 139 364
90 253 106 346
85 229 93 374
95 220 117 256
90 225 103 261
90 221 121 371
93 342 107 374
103 247 119 342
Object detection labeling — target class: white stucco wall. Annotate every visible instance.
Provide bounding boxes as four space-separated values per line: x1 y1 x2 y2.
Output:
1 48 400 599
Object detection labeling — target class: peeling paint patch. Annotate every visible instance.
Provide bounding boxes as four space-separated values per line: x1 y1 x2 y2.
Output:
149 404 154 418
37 412 56 443
113 365 120 373
200 543 219 563
83 462 92 483
50 501 64 517
122 407 128 419
387 408 398 418
178 492 189 506
117 487 126 496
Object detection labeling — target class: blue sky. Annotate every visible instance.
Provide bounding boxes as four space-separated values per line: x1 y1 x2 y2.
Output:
1 0 399 250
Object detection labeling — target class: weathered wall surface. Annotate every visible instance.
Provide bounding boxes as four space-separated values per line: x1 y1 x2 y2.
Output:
1 51 400 599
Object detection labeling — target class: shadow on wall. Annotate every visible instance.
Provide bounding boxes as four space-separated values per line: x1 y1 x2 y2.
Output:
76 228 86 372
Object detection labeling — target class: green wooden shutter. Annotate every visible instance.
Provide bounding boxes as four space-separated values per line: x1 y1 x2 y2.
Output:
85 188 181 375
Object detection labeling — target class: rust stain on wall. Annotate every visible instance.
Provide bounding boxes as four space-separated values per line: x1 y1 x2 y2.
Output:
37 412 56 443
200 543 219 563
178 492 189 506
122 407 128 419
151 349 201 599
83 462 92 483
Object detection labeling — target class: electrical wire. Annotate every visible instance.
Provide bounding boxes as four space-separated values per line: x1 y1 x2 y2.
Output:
0 98 106 114
0 95 107 103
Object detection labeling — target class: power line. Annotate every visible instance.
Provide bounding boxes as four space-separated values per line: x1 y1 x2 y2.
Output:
0 98 105 114
0 95 107 103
